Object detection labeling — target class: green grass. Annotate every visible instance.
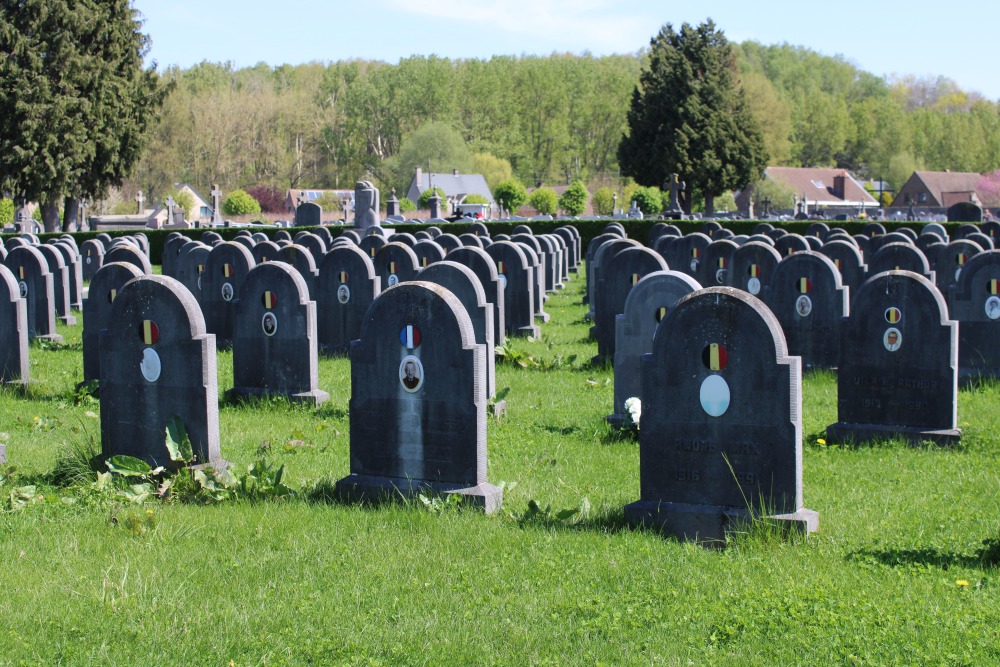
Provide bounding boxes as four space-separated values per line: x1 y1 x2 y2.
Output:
1 268 999 665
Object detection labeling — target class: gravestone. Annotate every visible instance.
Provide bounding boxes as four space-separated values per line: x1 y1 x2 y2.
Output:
608 270 699 427
295 202 322 228
435 234 463 255
50 241 83 310
458 233 484 249
201 241 256 348
485 241 539 338
232 235 255 254
661 232 711 283
827 271 959 445
334 281 501 512
584 233 622 306
35 244 76 325
359 235 387 260
966 231 993 250
948 250 1000 383
161 233 190 279
763 251 849 370
868 242 934 282
99 275 223 469
818 239 868 305
353 180 381 230
4 245 61 342
273 230 292 243
948 202 983 222
447 246 506 346
922 223 949 242
230 262 329 406
774 233 810 257
176 242 211 304
251 240 283 264
728 241 781 296
700 221 723 237
209 184 223 226
81 239 105 281
0 264 30 388
554 226 581 273
466 221 489 237
279 244 319 300
412 239 446 268
374 242 420 288
316 244 381 354
934 239 984 298
81 262 145 385
593 247 668 365
588 238 640 320
702 239 739 287
625 287 818 544
313 226 334 246
104 243 152 275
417 261 497 400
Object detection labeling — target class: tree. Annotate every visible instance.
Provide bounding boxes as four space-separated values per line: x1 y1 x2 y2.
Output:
166 188 196 219
0 1 168 231
592 186 616 216
528 187 558 216
462 193 490 205
417 187 447 209
245 185 286 214
222 189 261 216
472 152 514 191
493 179 528 213
0 198 12 225
386 121 473 195
618 20 768 216
558 180 589 216
631 186 663 216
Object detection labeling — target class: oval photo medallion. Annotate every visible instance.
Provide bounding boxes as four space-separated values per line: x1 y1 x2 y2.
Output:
883 327 902 352
700 375 731 417
387 274 399 286
337 284 351 304
18 281 27 299
221 282 234 302
140 348 162 383
262 312 278 336
795 294 813 318
399 355 424 393
985 295 1000 320
499 274 508 290
747 277 761 295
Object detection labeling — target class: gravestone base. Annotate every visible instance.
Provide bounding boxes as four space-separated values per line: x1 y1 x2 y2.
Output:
489 399 507 417
826 422 962 446
58 313 77 326
625 500 819 546
334 474 503 514
537 311 551 323
605 412 630 429
34 333 63 344
512 324 540 339
226 386 330 408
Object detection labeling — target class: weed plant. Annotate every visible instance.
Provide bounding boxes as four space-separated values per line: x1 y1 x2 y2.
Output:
0 266 998 665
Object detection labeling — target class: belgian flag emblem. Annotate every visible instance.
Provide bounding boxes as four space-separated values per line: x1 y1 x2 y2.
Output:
702 343 728 371
142 320 159 345
421 257 429 267
339 271 349 284
718 258 727 269
630 273 641 286
989 279 999 295
108 289 117 304
389 261 397 274
497 261 506 274
885 307 901 324
223 263 233 278
370 248 377 258
655 307 668 323
834 259 842 270
18 266 25 280
957 253 967 266
748 264 760 278
197 264 205 274
798 277 812 294
692 248 700 259
262 291 277 309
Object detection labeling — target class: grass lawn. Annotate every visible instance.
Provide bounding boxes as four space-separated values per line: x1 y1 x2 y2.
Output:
0 266 998 666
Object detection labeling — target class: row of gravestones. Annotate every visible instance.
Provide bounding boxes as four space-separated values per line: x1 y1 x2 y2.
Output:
585 221 969 457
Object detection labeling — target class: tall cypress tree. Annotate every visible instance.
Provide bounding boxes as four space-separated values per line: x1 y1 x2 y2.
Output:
0 0 168 231
618 20 768 216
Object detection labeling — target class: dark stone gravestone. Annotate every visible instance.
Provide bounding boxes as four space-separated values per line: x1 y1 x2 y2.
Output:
701 221 723 237
132 233 150 258
713 228 735 241
94 232 113 250
366 226 387 238
921 223 948 242
201 231 224 246
0 264 30 387
536 235 564 291
588 237 640 323
662 232 711 283
948 250 1000 384
391 232 417 247
425 226 443 238
895 227 917 243
647 222 680 248
701 239 739 287
295 201 323 227
728 241 780 296
966 231 994 250
513 224 534 235
745 233 775 246
338 229 362 244
316 244 381 354
81 239 105 281
511 235 550 323
853 234 872 261
232 235 255 254
486 241 539 338
414 231 433 241
297 233 327 261
608 270 699 427
827 271 960 445
915 234 944 255
334 281 502 512
99 275 223 470
279 244 319 300
313 226 334 246
766 227 788 240
763 251 848 370
435 233 463 255
934 239 984 298
251 240 282 264
860 222 886 237
753 222 775 234
553 226 580 273
948 202 983 222
201 241 256 348
251 232 269 244
417 261 497 400
868 242 934 282
447 246 506 346
625 287 818 544
358 235 386 261
774 233 810 258
81 262 145 386
806 222 830 237
353 180 380 230
818 239 868 304
176 242 211 305
161 233 189 279
413 240 446 268
458 233 484 249
374 242 420 288
4 245 61 343
35 244 76 325
544 233 570 284
804 236 824 251
50 241 83 310
593 247 668 365
104 243 152 275
273 230 293 243
980 221 1000 244
229 262 329 406
584 232 623 307
466 221 489 237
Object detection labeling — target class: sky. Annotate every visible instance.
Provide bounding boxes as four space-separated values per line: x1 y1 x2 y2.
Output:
134 0 1000 100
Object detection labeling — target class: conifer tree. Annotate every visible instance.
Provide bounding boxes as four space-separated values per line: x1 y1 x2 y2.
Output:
0 0 168 231
618 20 767 216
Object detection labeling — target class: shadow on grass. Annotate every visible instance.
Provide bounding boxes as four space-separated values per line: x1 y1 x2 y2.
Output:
849 543 999 570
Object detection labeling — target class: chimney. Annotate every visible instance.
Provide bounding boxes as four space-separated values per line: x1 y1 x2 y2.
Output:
833 171 848 200
415 167 422 189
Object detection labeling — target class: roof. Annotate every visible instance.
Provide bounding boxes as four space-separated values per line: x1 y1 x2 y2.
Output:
765 167 878 206
406 171 493 204
287 189 354 203
893 171 995 207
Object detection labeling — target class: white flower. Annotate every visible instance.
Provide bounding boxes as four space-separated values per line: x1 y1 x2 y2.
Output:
624 397 641 427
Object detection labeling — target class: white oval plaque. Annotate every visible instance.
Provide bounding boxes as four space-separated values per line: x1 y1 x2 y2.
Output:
700 375 731 417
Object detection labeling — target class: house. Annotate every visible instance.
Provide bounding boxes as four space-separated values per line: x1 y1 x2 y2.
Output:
177 183 212 222
737 167 878 214
284 189 355 214
889 171 997 208
405 168 493 207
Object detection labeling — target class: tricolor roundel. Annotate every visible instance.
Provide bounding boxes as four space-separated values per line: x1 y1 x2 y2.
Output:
262 291 277 309
884 307 901 324
701 343 728 371
400 324 421 349
141 319 159 345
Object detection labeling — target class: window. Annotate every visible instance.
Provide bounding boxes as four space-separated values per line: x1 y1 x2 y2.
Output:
918 192 927 203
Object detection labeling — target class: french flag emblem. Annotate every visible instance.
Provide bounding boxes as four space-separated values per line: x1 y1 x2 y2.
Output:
400 324 421 349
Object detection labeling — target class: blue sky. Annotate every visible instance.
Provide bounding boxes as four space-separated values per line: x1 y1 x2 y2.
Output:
134 0 1000 100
